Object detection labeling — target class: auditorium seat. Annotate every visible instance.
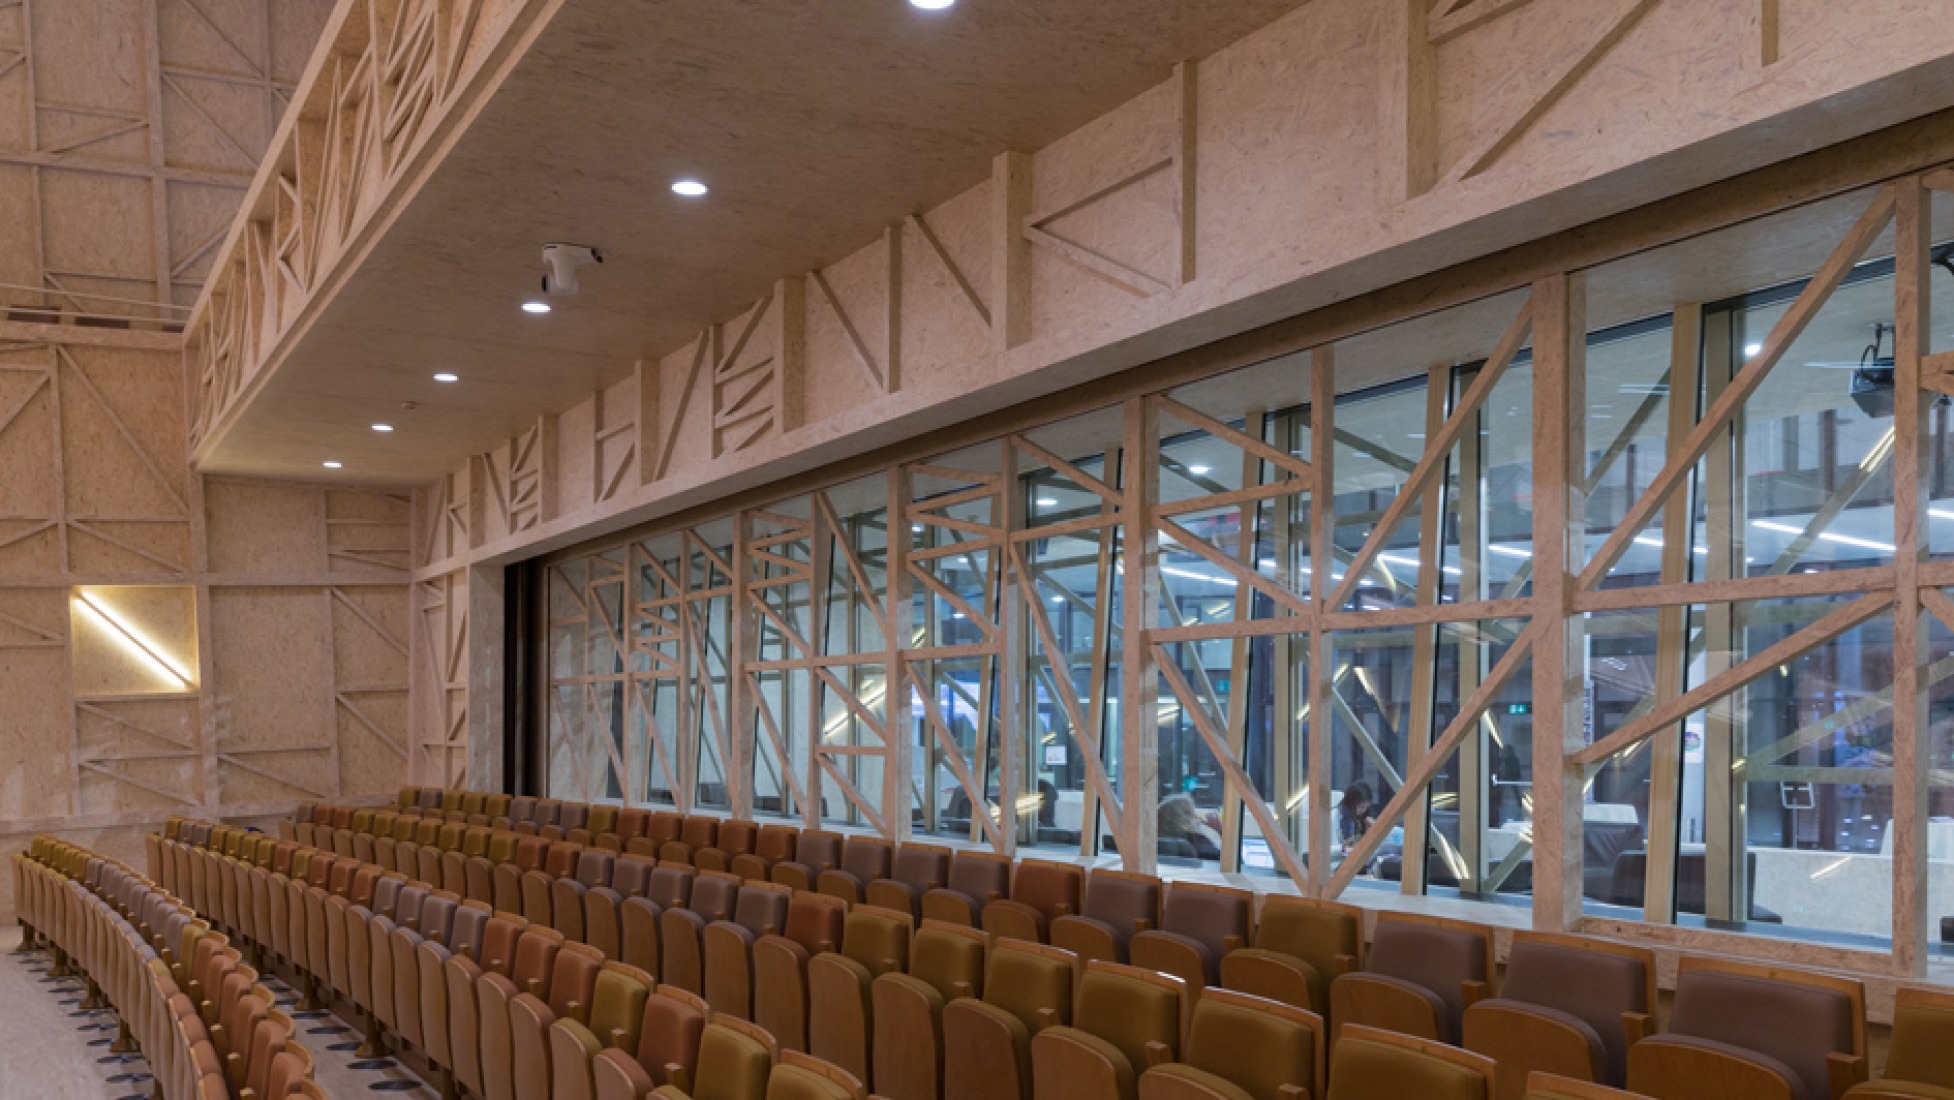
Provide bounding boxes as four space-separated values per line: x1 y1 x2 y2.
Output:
867 844 952 919
1221 896 1361 1016
817 835 895 905
704 881 794 1018
1523 1075 1650 1100
1844 986 1954 1097
654 1016 778 1100
922 850 1011 927
1031 960 1184 1100
1327 1024 1497 1100
1328 912 1493 1043
700 819 760 873
755 891 849 1051
1052 869 1160 965
872 920 991 1100
1137 987 1323 1100
810 904 915 1083
770 1049 870 1100
943 939 1081 1100
774 830 845 893
663 872 742 994
1626 956 1865 1100
1130 882 1249 1023
983 860 1083 944
549 962 656 1100
733 825 801 883
1462 932 1655 1099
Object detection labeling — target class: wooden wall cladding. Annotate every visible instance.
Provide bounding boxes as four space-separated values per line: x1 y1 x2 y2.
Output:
0 329 409 921
0 0 332 328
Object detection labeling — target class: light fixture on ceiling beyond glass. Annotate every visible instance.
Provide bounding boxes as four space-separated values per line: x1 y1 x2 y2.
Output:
671 179 708 197
372 423 394 433
433 372 459 383
522 300 551 314
1188 465 1211 475
1036 497 1058 507
1744 343 1762 357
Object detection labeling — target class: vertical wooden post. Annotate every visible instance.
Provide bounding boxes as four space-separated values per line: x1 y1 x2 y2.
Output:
1531 273 1587 932
808 510 834 830
1172 59 1198 287
885 225 904 394
1892 176 1930 975
992 151 1033 353
1000 442 1028 849
1220 408 1266 873
886 468 914 845
1701 311 1740 921
729 512 756 820
1643 303 1702 924
1308 348 1336 895
1121 397 1160 872
1456 383 1485 891
677 545 695 813
466 562 506 795
776 277 806 435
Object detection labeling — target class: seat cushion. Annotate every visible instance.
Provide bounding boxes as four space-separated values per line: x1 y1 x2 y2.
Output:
1140 1063 1255 1100
1034 1026 1140 1100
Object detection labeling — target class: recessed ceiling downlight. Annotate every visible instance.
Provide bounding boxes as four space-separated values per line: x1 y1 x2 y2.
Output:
671 179 709 197
372 423 394 433
522 300 552 314
322 461 343 469
911 0 955 9
433 372 459 383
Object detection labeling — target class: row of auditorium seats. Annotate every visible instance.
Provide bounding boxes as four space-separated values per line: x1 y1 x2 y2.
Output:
14 836 327 1099
173 790 1954 1100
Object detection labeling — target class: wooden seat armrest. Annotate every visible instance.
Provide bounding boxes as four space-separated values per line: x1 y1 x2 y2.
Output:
608 1027 629 1049
1461 980 1490 1006
1827 1052 1868 1100
1621 1011 1655 1045
1036 1007 1061 1032
525 977 544 998
1144 1040 1173 1068
1332 954 1357 977
666 1066 692 1093
1223 934 1246 953
1133 918 1154 934
1276 1085 1308 1100
1054 902 1074 917
566 999 586 1024
951 980 974 1000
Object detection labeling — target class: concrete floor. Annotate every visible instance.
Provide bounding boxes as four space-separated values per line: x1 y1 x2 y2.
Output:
0 924 437 1099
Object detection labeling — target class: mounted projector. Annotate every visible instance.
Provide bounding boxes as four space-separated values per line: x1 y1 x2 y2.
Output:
1847 322 1895 419
541 242 602 296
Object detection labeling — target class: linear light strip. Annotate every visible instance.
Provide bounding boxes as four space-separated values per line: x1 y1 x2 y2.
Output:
75 591 194 687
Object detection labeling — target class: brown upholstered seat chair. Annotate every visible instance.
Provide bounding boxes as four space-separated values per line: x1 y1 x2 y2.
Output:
1844 986 1954 1098
872 921 991 1100
664 816 720 865
704 882 794 1018
1031 960 1184 1100
1137 988 1323 1100
1129 882 1250 1021
810 904 915 1085
1462 933 1655 1100
982 860 1083 944
943 939 1082 1100
1328 1025 1498 1100
1626 957 1866 1100
1220 896 1362 1016
653 1016 778 1100
699 820 759 873
756 892 849 1052
867 844 953 918
733 825 800 882
769 1050 869 1100
663 872 742 995
1051 870 1160 965
1328 912 1493 1043
817 836 895 905
1523 1075 1651 1100
773 830 845 893
922 851 1012 927
549 962 656 1100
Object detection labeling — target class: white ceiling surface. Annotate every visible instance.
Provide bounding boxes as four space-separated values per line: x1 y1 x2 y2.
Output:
203 0 1311 483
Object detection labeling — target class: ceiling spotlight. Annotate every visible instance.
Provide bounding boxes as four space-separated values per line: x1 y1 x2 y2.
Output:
522 300 552 314
1036 497 1058 507
1188 465 1211 475
433 372 459 383
911 0 956 8
1744 343 1762 356
322 460 343 469
671 179 709 197
372 423 394 433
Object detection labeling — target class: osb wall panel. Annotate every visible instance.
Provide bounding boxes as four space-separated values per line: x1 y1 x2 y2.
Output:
0 0 333 325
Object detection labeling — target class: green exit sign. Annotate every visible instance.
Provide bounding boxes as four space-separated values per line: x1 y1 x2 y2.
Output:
1507 702 1532 716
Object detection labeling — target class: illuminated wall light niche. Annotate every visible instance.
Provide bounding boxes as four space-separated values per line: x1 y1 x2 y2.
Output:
69 585 199 696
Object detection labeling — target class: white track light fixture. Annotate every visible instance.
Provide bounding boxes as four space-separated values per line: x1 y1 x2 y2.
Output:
541 242 602 295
